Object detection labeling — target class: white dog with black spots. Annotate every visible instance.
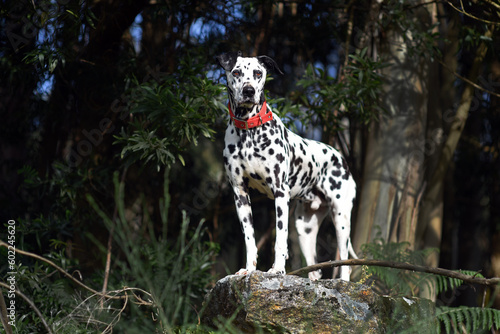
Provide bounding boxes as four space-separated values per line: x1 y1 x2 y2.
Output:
217 51 357 281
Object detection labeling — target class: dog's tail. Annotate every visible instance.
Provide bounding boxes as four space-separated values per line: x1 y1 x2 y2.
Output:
348 238 358 259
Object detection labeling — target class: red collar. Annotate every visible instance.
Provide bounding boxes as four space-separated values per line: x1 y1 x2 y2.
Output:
228 101 273 130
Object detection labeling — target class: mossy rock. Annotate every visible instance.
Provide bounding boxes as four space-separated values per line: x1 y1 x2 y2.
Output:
201 271 436 333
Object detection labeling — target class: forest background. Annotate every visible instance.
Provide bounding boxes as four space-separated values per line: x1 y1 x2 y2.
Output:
1 0 500 332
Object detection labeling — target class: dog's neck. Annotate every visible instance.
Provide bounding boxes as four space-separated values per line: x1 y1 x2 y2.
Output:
228 100 273 130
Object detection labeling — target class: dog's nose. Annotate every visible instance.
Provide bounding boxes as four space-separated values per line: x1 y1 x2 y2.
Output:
242 86 255 98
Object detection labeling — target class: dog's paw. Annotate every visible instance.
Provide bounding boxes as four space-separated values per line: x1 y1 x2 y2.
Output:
308 269 322 281
235 268 252 275
267 267 286 275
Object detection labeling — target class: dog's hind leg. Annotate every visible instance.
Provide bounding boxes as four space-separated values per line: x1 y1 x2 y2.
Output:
295 200 329 281
332 210 352 281
331 189 356 281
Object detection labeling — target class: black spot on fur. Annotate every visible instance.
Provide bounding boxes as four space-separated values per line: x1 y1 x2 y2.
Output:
299 143 306 155
294 157 303 166
250 173 262 180
274 164 281 188
342 157 351 180
228 144 236 154
274 190 284 198
305 228 312 234
329 177 342 190
276 153 285 163
277 220 283 230
239 195 248 205
277 207 283 217
332 169 342 177
242 177 250 188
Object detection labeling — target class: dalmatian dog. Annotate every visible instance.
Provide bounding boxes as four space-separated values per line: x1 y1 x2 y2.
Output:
217 51 357 281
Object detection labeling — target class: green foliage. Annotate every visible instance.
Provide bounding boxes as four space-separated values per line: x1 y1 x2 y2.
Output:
361 236 500 333
437 306 500 334
434 270 484 297
361 233 438 296
86 170 219 332
114 57 226 171
20 1 97 75
295 48 387 138
1 168 223 333
0 247 84 333
379 0 442 61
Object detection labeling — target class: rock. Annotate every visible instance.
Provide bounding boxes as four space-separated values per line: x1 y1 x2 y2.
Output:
201 271 436 333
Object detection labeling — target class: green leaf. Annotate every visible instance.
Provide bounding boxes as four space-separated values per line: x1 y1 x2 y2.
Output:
177 154 185 166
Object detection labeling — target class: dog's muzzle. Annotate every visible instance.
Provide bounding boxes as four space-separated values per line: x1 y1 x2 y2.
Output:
242 85 255 98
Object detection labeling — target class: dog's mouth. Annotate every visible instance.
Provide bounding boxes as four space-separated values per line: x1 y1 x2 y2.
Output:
235 95 258 108
238 100 257 107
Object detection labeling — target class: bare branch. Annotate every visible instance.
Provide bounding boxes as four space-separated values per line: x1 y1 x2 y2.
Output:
438 59 500 99
446 1 500 25
483 0 500 10
287 258 500 287
0 240 124 300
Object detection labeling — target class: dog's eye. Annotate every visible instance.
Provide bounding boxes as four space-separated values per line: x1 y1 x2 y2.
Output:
255 71 262 78
232 70 240 77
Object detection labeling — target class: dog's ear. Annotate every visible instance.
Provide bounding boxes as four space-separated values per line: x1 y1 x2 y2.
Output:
257 55 284 75
216 51 242 71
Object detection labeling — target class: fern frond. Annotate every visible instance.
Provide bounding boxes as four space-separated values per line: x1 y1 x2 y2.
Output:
437 306 500 333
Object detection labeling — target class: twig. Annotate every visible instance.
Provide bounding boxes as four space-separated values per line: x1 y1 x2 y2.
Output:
0 289 13 334
0 240 125 300
102 167 128 306
287 258 500 287
483 0 500 10
0 282 54 334
65 287 154 324
445 0 500 25
102 291 128 334
438 59 500 99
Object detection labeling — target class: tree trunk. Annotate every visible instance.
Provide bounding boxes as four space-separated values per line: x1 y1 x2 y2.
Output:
418 26 494 265
353 2 431 250
416 6 460 269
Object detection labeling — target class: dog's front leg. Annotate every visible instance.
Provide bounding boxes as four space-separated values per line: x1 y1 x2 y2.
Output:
268 190 290 275
232 187 258 275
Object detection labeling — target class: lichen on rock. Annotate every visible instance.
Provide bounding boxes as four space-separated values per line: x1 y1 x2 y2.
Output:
201 271 436 333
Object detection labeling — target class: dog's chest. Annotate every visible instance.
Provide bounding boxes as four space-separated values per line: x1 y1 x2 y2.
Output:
223 120 289 197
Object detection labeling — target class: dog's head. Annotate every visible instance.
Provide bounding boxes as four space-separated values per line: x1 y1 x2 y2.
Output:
217 52 283 108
